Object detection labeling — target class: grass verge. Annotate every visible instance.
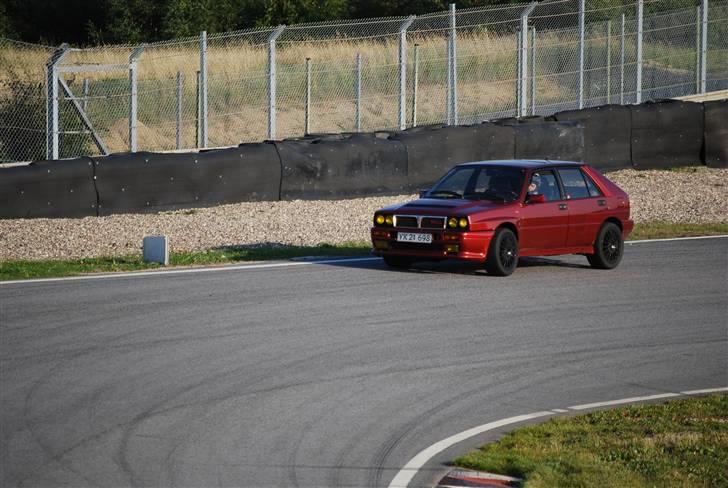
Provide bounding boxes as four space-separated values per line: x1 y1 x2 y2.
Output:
1 222 726 281
0 242 370 281
627 222 728 240
454 394 728 487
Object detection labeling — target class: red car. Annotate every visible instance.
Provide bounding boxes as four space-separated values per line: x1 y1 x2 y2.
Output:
371 160 633 276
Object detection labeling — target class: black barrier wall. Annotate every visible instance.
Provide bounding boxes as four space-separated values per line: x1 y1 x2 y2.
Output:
494 118 585 162
276 133 408 199
0 157 97 218
0 99 720 219
631 100 704 169
552 105 632 171
93 144 281 215
389 123 515 188
703 100 728 168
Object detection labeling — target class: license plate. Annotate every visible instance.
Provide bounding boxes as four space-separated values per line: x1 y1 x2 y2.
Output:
397 232 433 244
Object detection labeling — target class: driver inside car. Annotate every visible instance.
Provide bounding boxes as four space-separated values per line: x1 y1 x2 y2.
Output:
528 173 542 195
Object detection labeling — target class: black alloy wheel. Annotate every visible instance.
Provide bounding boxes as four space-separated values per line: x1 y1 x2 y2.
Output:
485 227 519 276
587 222 624 269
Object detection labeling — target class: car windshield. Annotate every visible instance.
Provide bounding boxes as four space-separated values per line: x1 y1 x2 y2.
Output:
426 166 525 202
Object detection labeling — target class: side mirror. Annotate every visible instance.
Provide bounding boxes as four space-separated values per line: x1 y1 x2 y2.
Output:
526 193 546 204
419 189 429 198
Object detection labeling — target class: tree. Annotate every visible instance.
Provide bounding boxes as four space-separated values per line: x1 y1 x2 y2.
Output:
259 0 350 26
100 0 167 44
163 0 216 39
0 3 14 38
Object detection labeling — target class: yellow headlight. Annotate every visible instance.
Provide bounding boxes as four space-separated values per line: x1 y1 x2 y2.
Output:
448 217 458 228
385 215 394 225
375 214 385 225
458 218 468 228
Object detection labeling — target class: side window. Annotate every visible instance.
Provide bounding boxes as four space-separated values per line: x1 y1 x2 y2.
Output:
581 170 603 197
528 170 561 202
557 168 590 199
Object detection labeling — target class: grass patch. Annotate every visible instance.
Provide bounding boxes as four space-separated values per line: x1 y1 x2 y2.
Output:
0 242 370 281
454 394 728 487
629 222 728 240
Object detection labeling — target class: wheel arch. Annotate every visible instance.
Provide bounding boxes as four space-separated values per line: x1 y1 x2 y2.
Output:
495 221 519 240
603 217 623 232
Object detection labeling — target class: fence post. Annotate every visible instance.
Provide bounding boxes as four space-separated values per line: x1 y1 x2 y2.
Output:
196 70 201 148
516 28 522 116
620 13 625 104
695 6 701 92
128 45 145 153
530 27 536 115
398 15 415 131
267 25 285 140
82 78 89 113
636 0 643 103
519 2 537 117
305 57 311 135
412 44 419 127
449 3 458 125
446 37 452 124
699 0 708 93
199 31 208 148
46 44 68 160
578 0 585 109
355 53 362 132
176 71 183 150
606 20 611 104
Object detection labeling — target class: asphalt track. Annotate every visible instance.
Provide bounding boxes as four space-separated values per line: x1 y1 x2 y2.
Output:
1 237 726 487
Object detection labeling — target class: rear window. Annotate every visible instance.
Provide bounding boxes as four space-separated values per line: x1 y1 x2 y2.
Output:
582 171 603 197
557 168 591 199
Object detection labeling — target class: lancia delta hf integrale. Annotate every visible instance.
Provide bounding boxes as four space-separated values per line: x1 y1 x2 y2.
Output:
371 160 633 276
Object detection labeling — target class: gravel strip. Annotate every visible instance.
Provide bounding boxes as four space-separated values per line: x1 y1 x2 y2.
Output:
1 167 726 261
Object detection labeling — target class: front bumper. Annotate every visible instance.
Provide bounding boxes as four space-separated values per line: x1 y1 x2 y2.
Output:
371 227 494 261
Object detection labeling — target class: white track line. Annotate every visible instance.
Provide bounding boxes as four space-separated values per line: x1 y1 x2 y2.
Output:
2 234 726 286
626 234 728 244
387 411 554 488
681 386 728 395
387 387 728 488
0 257 380 286
568 392 681 411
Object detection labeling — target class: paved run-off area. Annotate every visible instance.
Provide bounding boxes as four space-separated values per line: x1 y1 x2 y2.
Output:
1 237 725 487
1 168 727 261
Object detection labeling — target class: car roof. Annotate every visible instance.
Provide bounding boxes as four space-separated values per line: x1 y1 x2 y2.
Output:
455 160 583 170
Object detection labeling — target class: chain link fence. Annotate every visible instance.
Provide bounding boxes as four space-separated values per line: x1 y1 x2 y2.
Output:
1 0 726 163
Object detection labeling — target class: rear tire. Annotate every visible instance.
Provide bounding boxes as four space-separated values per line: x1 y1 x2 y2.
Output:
383 256 413 268
485 228 519 276
587 222 624 269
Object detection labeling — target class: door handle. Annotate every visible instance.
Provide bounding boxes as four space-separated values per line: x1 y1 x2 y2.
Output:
559 203 568 210
597 199 607 207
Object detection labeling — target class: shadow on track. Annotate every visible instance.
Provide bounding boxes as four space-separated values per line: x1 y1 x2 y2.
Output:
312 255 592 276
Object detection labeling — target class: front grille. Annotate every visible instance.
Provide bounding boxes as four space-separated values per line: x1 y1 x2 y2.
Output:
421 217 445 229
393 215 446 229
395 216 418 228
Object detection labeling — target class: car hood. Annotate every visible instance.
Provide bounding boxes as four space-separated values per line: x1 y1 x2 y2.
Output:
379 198 512 215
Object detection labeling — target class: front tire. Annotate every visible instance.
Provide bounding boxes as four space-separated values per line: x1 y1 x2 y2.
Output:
587 222 624 269
383 256 413 268
485 228 519 276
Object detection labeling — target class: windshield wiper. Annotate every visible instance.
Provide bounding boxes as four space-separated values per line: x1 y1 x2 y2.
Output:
427 190 463 199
